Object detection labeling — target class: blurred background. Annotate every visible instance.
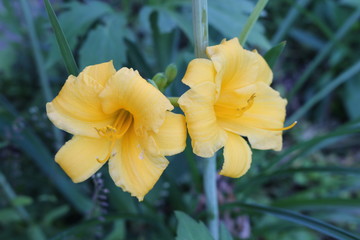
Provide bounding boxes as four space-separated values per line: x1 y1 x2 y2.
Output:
0 0 359 239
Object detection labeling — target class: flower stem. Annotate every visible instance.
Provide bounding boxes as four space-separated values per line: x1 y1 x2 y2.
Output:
192 0 219 239
203 155 219 240
192 0 208 58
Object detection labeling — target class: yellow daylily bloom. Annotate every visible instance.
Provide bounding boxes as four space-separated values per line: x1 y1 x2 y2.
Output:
47 61 186 200
178 38 290 178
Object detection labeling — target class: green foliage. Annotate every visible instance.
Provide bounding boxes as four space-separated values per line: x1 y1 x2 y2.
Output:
175 211 213 240
1 0 360 239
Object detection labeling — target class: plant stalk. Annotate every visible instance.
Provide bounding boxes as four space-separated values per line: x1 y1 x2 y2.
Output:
192 0 219 239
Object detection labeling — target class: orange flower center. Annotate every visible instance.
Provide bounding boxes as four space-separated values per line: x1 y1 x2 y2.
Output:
95 109 133 163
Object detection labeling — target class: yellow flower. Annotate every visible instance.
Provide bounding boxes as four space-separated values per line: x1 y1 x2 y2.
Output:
47 61 186 200
178 38 292 178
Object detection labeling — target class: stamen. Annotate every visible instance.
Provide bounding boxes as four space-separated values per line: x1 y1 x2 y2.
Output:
96 140 117 163
261 121 297 131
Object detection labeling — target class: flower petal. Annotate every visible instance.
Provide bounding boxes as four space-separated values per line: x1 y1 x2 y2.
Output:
55 136 110 183
218 82 287 151
206 38 271 93
100 68 173 135
152 112 187 156
108 127 169 201
47 61 117 137
182 58 215 87
220 132 252 178
178 81 227 158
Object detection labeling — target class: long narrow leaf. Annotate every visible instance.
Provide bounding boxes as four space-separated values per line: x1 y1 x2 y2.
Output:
43 0 79 76
288 60 360 124
273 198 360 210
222 202 360 240
239 0 268 46
288 7 360 100
271 0 310 44
264 41 286 69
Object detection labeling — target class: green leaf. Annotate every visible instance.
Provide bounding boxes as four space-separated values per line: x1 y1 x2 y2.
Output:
222 202 360 240
239 0 269 46
288 60 360 123
43 0 79 76
79 14 127 70
12 196 33 207
287 8 360 100
42 205 70 226
271 0 311 44
264 41 286 69
220 223 233 240
344 77 360 119
208 0 270 49
273 198 360 210
175 211 214 240
0 208 21 224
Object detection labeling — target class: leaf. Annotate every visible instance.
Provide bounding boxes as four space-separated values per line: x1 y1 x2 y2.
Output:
287 8 360 100
220 223 233 240
175 211 214 240
0 208 21 224
43 0 79 76
288 60 360 123
222 202 360 240
208 0 270 49
12 196 33 207
272 198 360 210
79 13 127 70
344 77 360 119
238 0 269 46
42 205 70 226
264 41 286 69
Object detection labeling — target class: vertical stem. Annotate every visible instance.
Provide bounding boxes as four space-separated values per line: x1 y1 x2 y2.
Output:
192 0 208 58
192 1 219 239
20 0 63 149
203 155 219 240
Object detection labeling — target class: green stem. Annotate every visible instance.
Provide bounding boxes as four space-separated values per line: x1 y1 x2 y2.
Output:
192 0 208 58
192 0 219 239
203 155 219 240
239 0 268 46
20 0 63 149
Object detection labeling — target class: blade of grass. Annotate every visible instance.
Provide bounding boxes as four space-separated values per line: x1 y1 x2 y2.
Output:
19 0 62 149
239 0 268 46
271 0 310 44
272 198 360 210
287 60 360 124
222 202 360 240
287 7 360 100
264 41 286 69
43 0 79 76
